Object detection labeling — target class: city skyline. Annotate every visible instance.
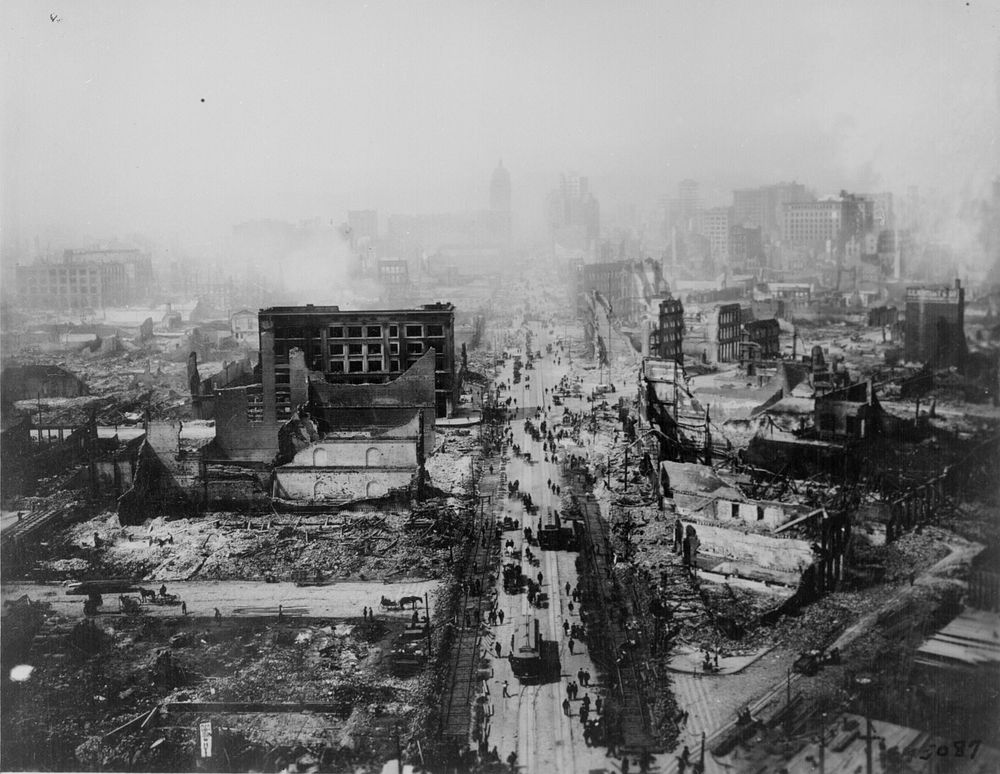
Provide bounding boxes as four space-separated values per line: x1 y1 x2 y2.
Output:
2 1 998 260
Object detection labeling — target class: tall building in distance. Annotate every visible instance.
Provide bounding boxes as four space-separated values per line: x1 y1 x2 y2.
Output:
781 199 846 249
733 182 813 240
696 207 733 268
549 173 600 255
15 247 153 310
729 224 764 271
489 160 512 245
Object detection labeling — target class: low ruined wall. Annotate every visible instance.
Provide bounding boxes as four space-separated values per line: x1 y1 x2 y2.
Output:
274 467 412 501
710 499 791 530
213 387 280 462
287 438 417 468
682 520 813 574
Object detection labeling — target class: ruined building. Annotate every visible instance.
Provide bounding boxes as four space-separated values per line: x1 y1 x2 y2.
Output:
742 319 781 362
259 303 457 420
903 279 967 369
652 297 684 362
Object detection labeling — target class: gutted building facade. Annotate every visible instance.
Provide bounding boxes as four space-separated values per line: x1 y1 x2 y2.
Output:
259 303 457 420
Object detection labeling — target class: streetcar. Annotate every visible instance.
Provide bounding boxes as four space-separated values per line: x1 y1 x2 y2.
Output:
537 509 577 551
510 618 543 682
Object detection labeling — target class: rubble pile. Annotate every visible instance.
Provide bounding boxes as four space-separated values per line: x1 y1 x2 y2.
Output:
16 508 462 583
1 606 428 771
426 427 481 495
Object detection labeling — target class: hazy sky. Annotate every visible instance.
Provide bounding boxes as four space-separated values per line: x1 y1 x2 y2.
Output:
2 0 998 255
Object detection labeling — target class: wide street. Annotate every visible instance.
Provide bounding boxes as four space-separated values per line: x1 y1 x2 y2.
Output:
478 319 614 773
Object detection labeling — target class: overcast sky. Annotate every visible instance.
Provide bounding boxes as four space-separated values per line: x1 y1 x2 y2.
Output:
2 0 998 254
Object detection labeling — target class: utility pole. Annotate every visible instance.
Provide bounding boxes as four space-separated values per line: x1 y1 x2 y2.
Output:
395 723 402 774
856 676 873 774
424 592 431 657
819 711 826 774
607 275 613 385
623 445 628 492
785 667 791 737
673 359 679 422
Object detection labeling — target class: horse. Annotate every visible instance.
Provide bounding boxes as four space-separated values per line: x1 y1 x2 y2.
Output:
138 588 157 602
398 595 422 609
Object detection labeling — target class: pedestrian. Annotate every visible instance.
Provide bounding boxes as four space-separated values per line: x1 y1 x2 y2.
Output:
568 638 575 654
578 668 586 686
489 610 496 626
181 601 187 616
565 582 571 596
596 696 603 715
563 620 570 636
680 745 690 766
580 705 589 724
495 642 502 658
214 607 222 624
537 572 543 586
502 680 510 698
506 750 518 772
159 584 167 598
568 601 574 614
278 604 283 621
510 633 515 650
562 698 571 716
498 609 505 625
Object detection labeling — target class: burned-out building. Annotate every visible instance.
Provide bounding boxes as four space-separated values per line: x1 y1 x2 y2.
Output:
714 303 742 363
0 363 88 404
903 279 967 369
867 305 899 328
214 342 438 464
814 380 881 440
652 297 684 362
681 303 743 365
742 319 781 361
259 303 457 420
577 261 631 317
